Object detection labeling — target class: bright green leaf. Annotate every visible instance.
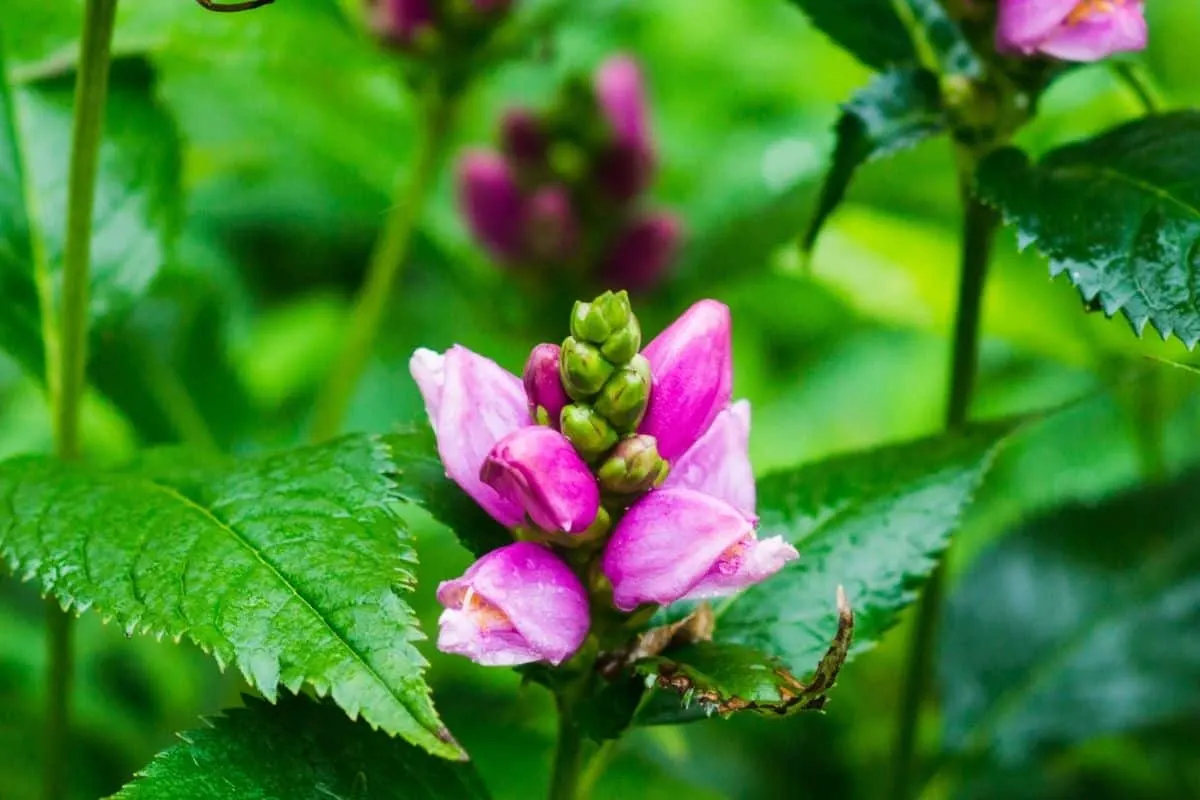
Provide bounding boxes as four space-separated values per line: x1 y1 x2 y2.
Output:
0 435 463 759
786 0 978 74
978 112 1200 348
114 694 490 799
803 68 945 255
941 472 1200 764
712 424 1012 673
0 50 180 380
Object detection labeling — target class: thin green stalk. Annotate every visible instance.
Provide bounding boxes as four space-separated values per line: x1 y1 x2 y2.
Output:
1111 60 1161 114
576 739 617 800
41 1 120 798
309 91 456 442
549 697 586 800
889 173 999 800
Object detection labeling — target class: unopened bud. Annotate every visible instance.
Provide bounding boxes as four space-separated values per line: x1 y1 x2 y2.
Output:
523 186 578 262
593 354 651 431
560 403 619 462
370 0 435 48
523 343 570 427
597 435 668 494
501 108 547 168
560 337 615 400
570 290 641 364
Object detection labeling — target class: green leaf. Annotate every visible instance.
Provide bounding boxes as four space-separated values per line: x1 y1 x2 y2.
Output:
114 694 490 800
977 112 1200 348
803 67 945 255
786 0 978 74
0 50 180 379
712 424 1012 674
0 435 463 760
940 472 1200 764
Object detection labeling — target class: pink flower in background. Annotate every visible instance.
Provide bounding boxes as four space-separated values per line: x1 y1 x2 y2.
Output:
996 0 1147 61
436 542 589 666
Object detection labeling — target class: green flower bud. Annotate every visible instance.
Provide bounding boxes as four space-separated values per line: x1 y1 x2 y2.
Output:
593 354 651 431
560 337 616 400
597 435 668 495
569 291 641 365
560 403 620 462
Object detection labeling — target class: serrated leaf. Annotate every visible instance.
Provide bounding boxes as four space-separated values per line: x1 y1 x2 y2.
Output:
940 472 1200 765
114 694 490 800
0 47 180 379
711 424 1012 674
787 0 979 74
0 435 463 760
977 112 1200 348
803 67 945 255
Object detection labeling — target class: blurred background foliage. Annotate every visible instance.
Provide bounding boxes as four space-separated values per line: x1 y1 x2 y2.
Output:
3 0 1200 797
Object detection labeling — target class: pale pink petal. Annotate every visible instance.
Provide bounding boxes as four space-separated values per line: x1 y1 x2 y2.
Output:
1037 4 1147 61
664 400 755 517
601 488 752 611
996 0 1079 52
410 346 529 527
682 535 798 600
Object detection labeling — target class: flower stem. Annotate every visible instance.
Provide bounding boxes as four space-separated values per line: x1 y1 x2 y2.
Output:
41 0 120 797
309 89 456 442
549 695 586 800
1111 60 1161 115
889 169 999 800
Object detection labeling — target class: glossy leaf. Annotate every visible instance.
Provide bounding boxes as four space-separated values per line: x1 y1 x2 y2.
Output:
115 694 490 799
711 424 1012 673
803 68 945 255
941 472 1200 764
0 52 180 379
786 0 978 74
978 112 1200 348
0 435 463 759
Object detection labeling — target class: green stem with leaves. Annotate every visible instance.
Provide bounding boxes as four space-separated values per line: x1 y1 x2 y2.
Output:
549 694 587 800
889 164 999 800
40 1 120 798
309 89 456 442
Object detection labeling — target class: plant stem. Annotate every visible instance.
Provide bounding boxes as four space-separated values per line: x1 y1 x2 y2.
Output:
309 90 456 442
41 1 120 798
576 739 617 800
549 696 586 800
1111 61 1161 114
889 172 999 800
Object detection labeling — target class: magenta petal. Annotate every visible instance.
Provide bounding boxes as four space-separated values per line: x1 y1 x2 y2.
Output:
410 346 529 527
602 488 752 611
522 343 570 426
373 0 435 44
639 300 733 462
457 150 525 261
594 55 650 152
995 0 1078 52
682 535 798 601
664 400 755 517
1037 5 1147 61
602 213 682 293
480 427 600 533
437 542 590 666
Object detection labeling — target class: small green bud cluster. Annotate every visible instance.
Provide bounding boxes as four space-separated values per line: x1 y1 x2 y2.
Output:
559 291 667 497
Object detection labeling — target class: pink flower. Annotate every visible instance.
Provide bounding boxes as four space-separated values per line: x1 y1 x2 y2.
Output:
522 343 570 426
480 427 599 534
594 55 650 154
437 542 589 666
457 151 526 262
371 0 434 46
411 346 599 533
996 0 1147 61
637 299 733 462
602 213 682 293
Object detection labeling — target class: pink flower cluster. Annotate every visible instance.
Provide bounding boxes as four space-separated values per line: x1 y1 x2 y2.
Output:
996 0 1146 61
412 300 797 666
457 56 681 292
370 0 513 49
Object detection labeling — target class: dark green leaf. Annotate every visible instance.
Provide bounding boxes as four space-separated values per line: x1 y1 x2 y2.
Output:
114 694 490 799
786 0 978 74
978 112 1200 348
0 435 463 759
941 472 1200 764
803 68 945 254
0 51 180 379
712 424 1012 673
384 426 511 558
